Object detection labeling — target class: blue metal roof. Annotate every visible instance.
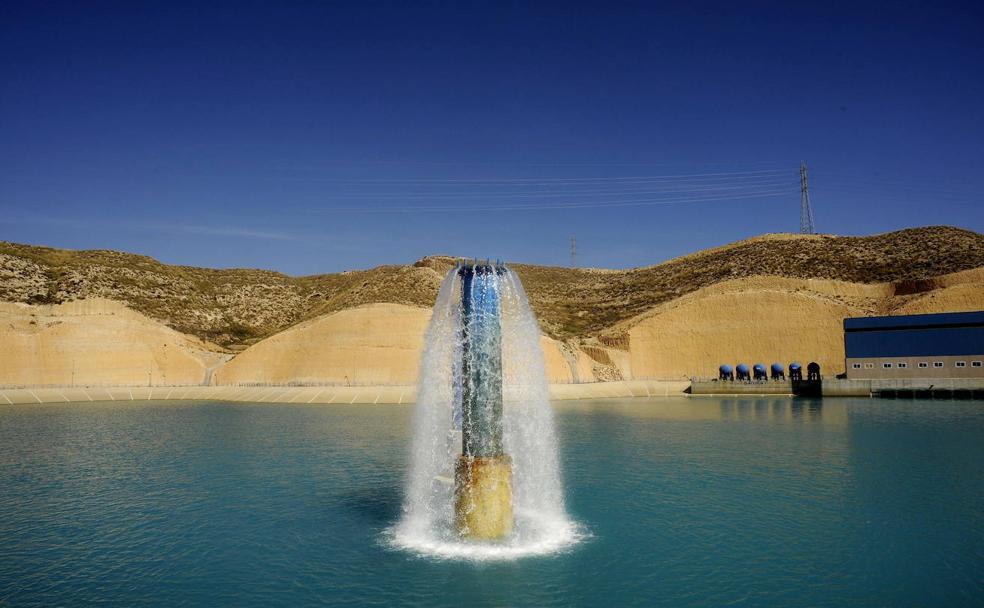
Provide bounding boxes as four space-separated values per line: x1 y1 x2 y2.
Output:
844 311 984 332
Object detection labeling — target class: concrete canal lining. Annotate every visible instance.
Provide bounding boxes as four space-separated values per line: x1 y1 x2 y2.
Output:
0 380 690 405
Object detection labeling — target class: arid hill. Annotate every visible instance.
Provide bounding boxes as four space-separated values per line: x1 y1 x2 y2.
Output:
511 226 984 338
2 225 982 349
0 243 441 348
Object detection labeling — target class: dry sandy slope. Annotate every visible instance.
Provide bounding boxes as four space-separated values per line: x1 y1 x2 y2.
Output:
624 278 879 378
216 304 429 386
4 226 983 348
214 303 589 386
0 299 227 386
0 299 596 387
614 269 984 379
1 267 980 387
892 267 984 315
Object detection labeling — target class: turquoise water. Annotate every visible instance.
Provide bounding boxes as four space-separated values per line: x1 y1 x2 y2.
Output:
1 397 982 606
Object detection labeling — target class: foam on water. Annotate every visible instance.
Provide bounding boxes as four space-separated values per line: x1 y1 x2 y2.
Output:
388 266 584 561
386 511 587 561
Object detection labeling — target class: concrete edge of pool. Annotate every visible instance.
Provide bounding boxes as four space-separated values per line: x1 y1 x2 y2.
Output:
6 378 984 405
0 380 691 405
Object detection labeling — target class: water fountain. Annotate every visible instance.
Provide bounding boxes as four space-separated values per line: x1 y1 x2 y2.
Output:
390 260 581 559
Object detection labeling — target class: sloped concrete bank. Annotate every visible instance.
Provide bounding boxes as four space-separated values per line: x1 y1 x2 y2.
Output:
0 380 690 405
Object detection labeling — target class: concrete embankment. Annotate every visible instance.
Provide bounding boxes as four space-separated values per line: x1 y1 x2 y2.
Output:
7 378 983 404
0 380 690 405
690 378 984 397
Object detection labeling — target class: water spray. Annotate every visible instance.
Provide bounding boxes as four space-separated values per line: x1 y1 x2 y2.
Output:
393 259 576 558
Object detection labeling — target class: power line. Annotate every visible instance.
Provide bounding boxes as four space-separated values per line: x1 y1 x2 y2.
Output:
293 165 802 215
279 159 793 168
309 179 800 199
292 168 795 184
314 188 797 213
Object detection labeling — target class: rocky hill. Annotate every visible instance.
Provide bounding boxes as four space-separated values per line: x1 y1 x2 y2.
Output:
1 226 982 349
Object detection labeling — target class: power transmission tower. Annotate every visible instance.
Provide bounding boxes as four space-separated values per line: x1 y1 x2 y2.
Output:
570 235 577 268
799 162 816 234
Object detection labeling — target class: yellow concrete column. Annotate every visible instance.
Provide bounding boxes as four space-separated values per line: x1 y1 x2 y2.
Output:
454 455 513 540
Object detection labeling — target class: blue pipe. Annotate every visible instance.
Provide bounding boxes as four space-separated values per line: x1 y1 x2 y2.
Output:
458 262 507 458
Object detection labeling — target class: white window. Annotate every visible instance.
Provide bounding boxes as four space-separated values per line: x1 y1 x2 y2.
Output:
898 362 907 368
883 363 893 369
864 363 874 369
852 363 862 369
973 361 982 368
918 362 928 368
934 362 944 368
956 361 966 368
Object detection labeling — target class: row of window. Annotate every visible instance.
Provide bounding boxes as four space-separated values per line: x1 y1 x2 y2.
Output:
852 361 983 370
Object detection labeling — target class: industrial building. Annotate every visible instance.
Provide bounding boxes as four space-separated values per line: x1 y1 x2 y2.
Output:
844 311 984 380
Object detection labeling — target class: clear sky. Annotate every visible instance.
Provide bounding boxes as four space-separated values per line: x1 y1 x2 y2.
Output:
1 1 982 274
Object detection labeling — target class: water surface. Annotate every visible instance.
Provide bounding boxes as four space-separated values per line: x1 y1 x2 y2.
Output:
1 397 982 606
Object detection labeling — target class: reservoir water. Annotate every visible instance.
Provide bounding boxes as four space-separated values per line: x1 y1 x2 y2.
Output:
1 397 982 606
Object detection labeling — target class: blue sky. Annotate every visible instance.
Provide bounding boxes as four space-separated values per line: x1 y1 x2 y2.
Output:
1 1 982 274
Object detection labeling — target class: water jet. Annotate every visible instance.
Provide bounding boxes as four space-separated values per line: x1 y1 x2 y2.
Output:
393 259 578 559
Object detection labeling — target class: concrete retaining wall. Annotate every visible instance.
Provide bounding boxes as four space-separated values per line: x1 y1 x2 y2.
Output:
691 377 984 397
691 380 800 396
0 380 690 405
8 378 984 404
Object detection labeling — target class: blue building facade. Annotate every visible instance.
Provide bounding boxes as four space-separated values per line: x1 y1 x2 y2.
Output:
844 311 984 379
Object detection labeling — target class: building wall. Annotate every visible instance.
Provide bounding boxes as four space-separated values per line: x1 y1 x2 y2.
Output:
845 355 984 379
843 311 984 380
844 326 984 360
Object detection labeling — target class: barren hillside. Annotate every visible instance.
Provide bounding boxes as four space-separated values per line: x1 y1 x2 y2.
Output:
511 226 984 338
1 225 982 349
